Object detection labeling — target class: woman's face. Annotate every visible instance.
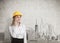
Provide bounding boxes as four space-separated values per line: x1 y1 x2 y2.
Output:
14 16 21 23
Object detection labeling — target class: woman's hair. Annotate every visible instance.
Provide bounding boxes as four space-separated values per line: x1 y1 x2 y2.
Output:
11 16 21 26
11 16 16 26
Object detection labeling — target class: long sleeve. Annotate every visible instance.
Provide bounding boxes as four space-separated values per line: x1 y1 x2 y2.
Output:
9 26 13 37
24 26 27 43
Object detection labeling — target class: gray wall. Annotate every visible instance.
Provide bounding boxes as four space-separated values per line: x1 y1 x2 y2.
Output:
0 0 60 40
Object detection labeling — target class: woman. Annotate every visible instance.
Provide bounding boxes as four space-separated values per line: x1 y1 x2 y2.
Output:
9 11 27 43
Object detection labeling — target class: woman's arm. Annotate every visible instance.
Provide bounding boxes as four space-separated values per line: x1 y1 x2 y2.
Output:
9 26 13 37
24 26 27 43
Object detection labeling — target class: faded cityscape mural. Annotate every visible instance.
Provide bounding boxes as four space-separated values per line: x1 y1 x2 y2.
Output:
0 0 60 43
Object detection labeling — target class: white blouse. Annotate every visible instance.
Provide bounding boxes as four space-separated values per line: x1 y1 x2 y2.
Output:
9 24 27 43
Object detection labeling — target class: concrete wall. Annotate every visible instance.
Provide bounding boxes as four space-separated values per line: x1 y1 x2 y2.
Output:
0 0 60 40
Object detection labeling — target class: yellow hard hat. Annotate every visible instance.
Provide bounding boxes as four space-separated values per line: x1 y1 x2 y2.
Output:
13 11 23 17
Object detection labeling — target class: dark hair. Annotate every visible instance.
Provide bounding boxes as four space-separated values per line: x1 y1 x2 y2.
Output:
11 16 16 26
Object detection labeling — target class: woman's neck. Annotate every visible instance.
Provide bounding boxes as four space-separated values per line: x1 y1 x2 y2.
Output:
13 22 21 27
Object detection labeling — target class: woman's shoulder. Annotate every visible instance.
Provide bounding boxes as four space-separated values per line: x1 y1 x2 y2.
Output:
20 24 26 30
9 25 13 28
9 25 12 29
